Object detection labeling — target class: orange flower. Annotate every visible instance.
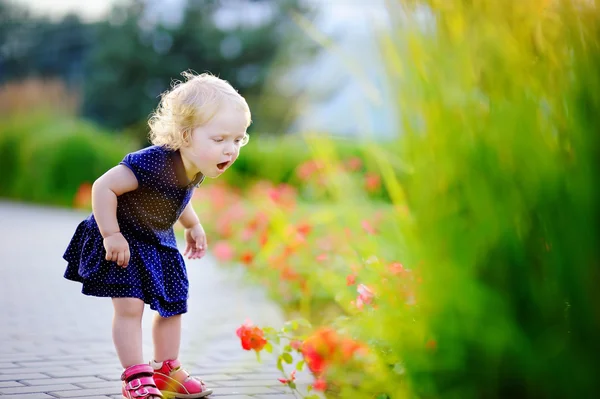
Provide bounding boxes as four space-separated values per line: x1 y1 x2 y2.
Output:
301 328 338 375
346 274 356 286
73 182 92 209
259 231 269 247
240 251 254 265
389 262 405 275
281 266 300 281
236 321 267 352
300 328 366 378
296 223 312 237
316 253 328 262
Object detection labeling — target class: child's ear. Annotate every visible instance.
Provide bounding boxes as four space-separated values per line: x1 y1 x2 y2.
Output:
182 129 191 146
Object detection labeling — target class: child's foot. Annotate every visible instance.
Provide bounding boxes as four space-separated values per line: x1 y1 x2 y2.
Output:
121 364 163 398
152 359 212 398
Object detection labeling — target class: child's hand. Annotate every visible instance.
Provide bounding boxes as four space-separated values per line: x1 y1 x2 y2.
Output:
103 232 130 268
184 223 207 260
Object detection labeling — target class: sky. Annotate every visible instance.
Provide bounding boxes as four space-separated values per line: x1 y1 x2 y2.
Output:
9 0 118 21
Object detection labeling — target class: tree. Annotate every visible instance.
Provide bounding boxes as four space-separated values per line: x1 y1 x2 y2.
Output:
81 0 318 141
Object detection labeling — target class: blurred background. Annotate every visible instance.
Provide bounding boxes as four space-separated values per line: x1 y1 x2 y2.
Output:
1 0 600 398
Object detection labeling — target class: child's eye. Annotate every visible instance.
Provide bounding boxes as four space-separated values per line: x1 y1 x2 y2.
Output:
213 138 224 142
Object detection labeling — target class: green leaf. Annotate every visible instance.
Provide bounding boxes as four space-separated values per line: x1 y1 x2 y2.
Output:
289 381 297 389
262 326 276 335
264 342 273 353
255 350 261 363
283 344 292 353
307 385 313 392
304 395 320 399
277 357 284 372
281 352 293 364
295 360 305 371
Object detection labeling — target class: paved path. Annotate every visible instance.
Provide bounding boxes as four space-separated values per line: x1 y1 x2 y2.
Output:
0 201 304 399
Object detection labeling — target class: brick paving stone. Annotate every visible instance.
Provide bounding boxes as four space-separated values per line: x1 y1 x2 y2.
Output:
235 373 289 380
195 373 238 382
0 383 80 394
1 365 73 373
210 396 256 399
22 376 108 386
0 381 25 388
1 394 56 399
216 379 283 387
50 387 122 397
0 373 48 381
211 386 282 395
75 380 124 390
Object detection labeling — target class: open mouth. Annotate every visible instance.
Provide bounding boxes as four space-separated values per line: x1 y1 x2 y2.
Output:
216 161 230 171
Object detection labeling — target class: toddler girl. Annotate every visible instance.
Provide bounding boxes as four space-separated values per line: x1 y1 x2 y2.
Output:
64 72 251 398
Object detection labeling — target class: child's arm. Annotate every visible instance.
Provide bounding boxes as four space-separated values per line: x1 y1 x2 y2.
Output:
178 199 207 260
178 200 200 228
92 165 139 266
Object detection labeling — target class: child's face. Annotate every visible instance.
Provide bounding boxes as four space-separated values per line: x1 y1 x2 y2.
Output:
182 102 248 179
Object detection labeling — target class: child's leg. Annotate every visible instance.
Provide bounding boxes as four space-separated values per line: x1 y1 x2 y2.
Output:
152 313 181 362
151 313 213 397
112 298 145 368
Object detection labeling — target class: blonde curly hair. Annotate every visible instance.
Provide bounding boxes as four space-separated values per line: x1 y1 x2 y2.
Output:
149 71 251 150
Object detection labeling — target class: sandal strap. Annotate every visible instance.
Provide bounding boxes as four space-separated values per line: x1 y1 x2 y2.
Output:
126 377 158 390
162 359 182 371
131 386 163 398
122 364 154 381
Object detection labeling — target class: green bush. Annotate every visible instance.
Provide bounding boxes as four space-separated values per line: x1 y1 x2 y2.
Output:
0 111 393 206
0 113 134 206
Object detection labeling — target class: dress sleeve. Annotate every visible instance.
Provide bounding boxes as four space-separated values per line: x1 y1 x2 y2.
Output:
119 146 168 188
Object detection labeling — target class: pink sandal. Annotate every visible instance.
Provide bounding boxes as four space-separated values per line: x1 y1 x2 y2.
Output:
152 359 212 398
121 364 163 399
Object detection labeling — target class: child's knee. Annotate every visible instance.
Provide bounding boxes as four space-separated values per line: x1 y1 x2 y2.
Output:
112 297 144 318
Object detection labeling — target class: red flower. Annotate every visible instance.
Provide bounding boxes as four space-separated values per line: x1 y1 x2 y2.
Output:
313 378 327 391
301 328 338 375
364 173 381 192
290 340 303 350
426 339 437 350
278 370 296 385
344 156 363 172
356 284 374 310
236 321 267 352
361 220 377 235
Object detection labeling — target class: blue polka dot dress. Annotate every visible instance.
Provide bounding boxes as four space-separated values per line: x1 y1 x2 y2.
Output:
63 146 204 317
